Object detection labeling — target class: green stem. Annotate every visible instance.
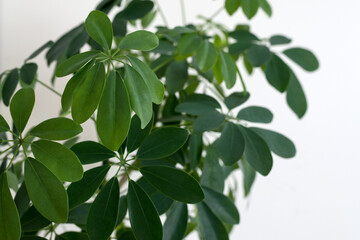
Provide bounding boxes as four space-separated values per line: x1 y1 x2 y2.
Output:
5 146 20 172
154 0 169 27
36 79 62 97
180 0 186 25
152 56 174 72
0 144 17 156
8 129 19 140
236 66 247 95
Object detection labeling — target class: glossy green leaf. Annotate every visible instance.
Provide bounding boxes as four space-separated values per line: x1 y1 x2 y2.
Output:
283 47 319 71
124 64 152 128
163 202 188 240
85 10 113 50
240 157 256 196
237 106 273 123
2 68 19 106
26 40 53 61
67 165 110 209
251 127 296 158
31 140 83 182
127 180 163 240
224 91 250 110
286 70 307 118
196 40 218 72
175 94 221 115
165 60 188 95
117 1 154 20
225 0 241 15
97 71 131 151
119 30 159 51
189 133 203 169
258 0 272 16
127 55 164 104
193 111 225 133
87 177 119 240
203 185 240 224
126 115 153 153
24 158 68 223
0 173 21 240
220 50 237 89
71 141 115 164
0 114 10 132
55 51 100 77
176 33 201 57
20 63 37 85
115 196 127 226
246 44 271 67
14 182 30 218
10 88 35 134
265 53 290 92
21 206 50 232
201 145 224 193
241 0 259 19
239 126 273 176
216 122 245 166
137 127 189 160
72 62 106 123
30 117 82 140
269 35 291 45
197 202 229 240
140 166 204 203
67 203 91 225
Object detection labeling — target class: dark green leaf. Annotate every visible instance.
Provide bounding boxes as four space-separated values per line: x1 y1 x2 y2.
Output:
119 30 159 51
0 173 21 240
141 10 157 28
193 111 225 133
2 68 19 106
56 232 89 240
201 145 224 193
55 51 100 77
67 165 110 209
283 47 319 71
115 196 127 226
246 44 271 67
21 206 50 232
116 1 153 20
10 88 35 134
240 157 256 196
21 236 47 240
241 0 259 19
224 91 250 110
237 106 273 123
31 140 83 182
229 30 259 41
286 70 307 118
225 0 241 15
220 50 237 89
189 133 202 169
20 63 38 85
87 177 119 240
25 158 68 223
112 13 127 37
127 180 163 240
66 28 90 57
67 203 91 225
175 93 221 115
14 182 30 218
265 53 290 92
85 10 113 50
0 114 10 132
152 40 175 54
30 117 82 140
258 0 272 16
26 40 53 61
165 60 188 95
196 40 218 72
163 202 188 240
176 33 201 57
137 127 189 160
96 0 121 14
140 166 204 203
126 115 153 153
71 141 115 164
269 35 291 45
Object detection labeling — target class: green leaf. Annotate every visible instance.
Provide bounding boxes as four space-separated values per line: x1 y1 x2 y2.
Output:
0 114 10 132
220 50 237 89
97 71 131 151
201 145 224 193
224 91 250 110
22 236 48 240
0 173 21 240
241 0 259 19
203 186 240 224
127 180 163 240
225 0 241 15
269 35 291 46
112 13 127 38
119 30 159 51
124 64 153 128
189 133 203 170
240 158 256 196
245 44 271 67
140 166 204 203
87 177 119 240
265 53 290 92
283 47 319 72
115 196 127 226
30 117 82 140
193 111 225 133
196 40 218 72
67 203 90 225
237 106 273 123
24 158 68 223
20 63 38 85
250 127 296 158
126 115 154 153
258 0 272 17
26 40 53 61
72 62 106 123
67 165 110 209
286 70 307 118
239 126 273 176
116 1 154 20
175 94 221 116
6 171 18 192
141 10 157 28
15 183 30 219
85 10 113 50
163 202 188 240
66 28 90 57
10 88 35 134
165 61 188 95
216 122 245 166
31 140 83 182
71 141 115 164
21 206 50 232
55 51 100 77
176 33 201 57
2 68 19 106
137 127 189 160
197 202 229 240
56 232 89 240
127 55 164 104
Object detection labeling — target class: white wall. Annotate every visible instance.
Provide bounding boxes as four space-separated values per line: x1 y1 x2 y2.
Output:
1 0 360 239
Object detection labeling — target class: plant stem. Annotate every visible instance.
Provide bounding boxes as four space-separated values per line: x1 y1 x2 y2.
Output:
8 129 19 140
236 66 247 95
36 79 62 97
0 144 17 156
4 146 20 172
180 0 186 25
152 56 174 72
154 0 169 27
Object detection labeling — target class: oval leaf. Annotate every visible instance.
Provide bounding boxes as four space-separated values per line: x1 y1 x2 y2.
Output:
220 50 237 89
71 141 115 165
2 69 19 106
163 202 188 240
20 63 38 85
269 35 291 46
245 44 271 67
283 47 319 71
286 70 307 118
55 51 100 77
196 40 218 72
85 10 113 50
176 33 201 57
119 30 159 51
126 115 153 153
265 53 290 92
193 111 225 134
241 0 259 20
10 88 35 134
224 91 250 110
237 106 273 123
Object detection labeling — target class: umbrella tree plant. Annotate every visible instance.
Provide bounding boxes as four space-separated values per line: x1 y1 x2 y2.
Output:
0 0 318 239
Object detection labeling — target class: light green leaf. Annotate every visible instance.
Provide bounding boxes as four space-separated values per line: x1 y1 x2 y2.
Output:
165 60 188 95
97 71 131 151
126 115 154 153
20 63 38 85
265 53 290 92
269 35 291 46
10 88 35 134
196 40 218 72
31 140 83 182
176 33 201 57
0 114 10 132
140 166 204 203
142 10 157 28
245 44 271 67
30 117 82 140
286 70 307 118
237 106 273 123
124 64 153 128
119 30 159 51
225 0 241 15
137 127 189 160
283 47 319 72
0 173 21 240
224 91 250 110
55 51 100 77
241 0 260 19
163 202 188 240
85 10 113 50
70 141 115 165
258 0 272 17
193 111 225 133
220 50 237 89
25 158 68 223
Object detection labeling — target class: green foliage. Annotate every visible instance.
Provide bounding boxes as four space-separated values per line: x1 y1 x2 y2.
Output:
0 1 318 239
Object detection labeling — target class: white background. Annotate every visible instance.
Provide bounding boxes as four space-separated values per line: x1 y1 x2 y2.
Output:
1 0 360 239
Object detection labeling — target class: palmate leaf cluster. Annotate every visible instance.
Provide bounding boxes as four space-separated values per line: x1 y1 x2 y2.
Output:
0 0 318 239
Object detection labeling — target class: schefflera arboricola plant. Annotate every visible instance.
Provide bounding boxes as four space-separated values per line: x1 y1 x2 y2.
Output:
0 0 319 239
